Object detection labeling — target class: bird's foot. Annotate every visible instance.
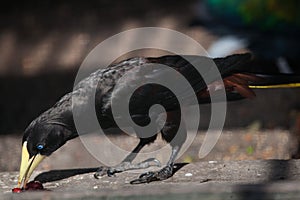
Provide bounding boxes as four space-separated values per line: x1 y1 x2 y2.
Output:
94 158 161 179
130 165 173 184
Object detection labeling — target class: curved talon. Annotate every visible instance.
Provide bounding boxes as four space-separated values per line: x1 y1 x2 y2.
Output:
139 171 155 179
130 176 152 184
107 169 117 177
94 172 101 179
130 171 159 184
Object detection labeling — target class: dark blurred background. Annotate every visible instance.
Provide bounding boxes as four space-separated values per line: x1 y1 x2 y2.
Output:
1 0 300 171
0 0 198 134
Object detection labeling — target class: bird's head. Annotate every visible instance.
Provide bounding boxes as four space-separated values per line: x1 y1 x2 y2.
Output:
17 120 70 188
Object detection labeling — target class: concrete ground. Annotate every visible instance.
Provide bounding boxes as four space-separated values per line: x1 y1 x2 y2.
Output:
1 160 300 199
1 129 300 199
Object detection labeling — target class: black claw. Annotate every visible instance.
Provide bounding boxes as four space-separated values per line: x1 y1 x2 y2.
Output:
139 171 155 179
94 173 100 179
107 169 117 177
130 179 145 184
130 165 173 184
130 176 154 184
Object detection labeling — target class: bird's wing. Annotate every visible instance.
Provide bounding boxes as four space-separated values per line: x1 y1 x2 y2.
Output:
40 54 254 125
101 53 254 116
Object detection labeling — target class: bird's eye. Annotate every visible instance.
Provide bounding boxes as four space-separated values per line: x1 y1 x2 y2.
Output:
36 144 44 150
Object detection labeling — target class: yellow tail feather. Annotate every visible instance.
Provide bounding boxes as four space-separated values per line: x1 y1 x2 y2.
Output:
249 83 300 89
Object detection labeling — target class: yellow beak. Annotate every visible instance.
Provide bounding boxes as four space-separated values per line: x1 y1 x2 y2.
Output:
17 141 45 188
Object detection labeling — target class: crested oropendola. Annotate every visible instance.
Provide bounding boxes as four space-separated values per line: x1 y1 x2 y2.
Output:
16 53 300 188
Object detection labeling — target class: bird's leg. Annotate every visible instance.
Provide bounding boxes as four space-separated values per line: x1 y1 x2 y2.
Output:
94 136 160 178
130 111 186 184
130 145 181 184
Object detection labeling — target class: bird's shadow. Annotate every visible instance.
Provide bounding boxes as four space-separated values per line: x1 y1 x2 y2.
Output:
34 163 189 183
34 167 98 183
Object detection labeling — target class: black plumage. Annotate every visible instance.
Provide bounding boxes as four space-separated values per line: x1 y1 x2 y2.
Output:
23 54 249 154
18 53 300 186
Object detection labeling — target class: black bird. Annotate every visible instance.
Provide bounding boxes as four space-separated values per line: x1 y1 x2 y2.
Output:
17 53 300 187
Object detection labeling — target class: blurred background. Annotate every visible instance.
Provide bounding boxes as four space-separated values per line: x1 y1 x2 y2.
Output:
1 0 300 172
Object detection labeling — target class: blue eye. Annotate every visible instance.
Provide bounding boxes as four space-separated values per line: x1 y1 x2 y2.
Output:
37 144 44 150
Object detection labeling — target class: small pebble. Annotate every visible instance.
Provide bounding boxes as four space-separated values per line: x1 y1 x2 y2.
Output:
185 173 193 177
208 161 218 164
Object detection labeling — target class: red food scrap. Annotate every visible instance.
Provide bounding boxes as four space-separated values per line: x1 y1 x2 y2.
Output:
12 188 22 193
12 181 44 193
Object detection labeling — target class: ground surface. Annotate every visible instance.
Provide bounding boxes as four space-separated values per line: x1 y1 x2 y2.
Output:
1 130 300 199
1 160 300 199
